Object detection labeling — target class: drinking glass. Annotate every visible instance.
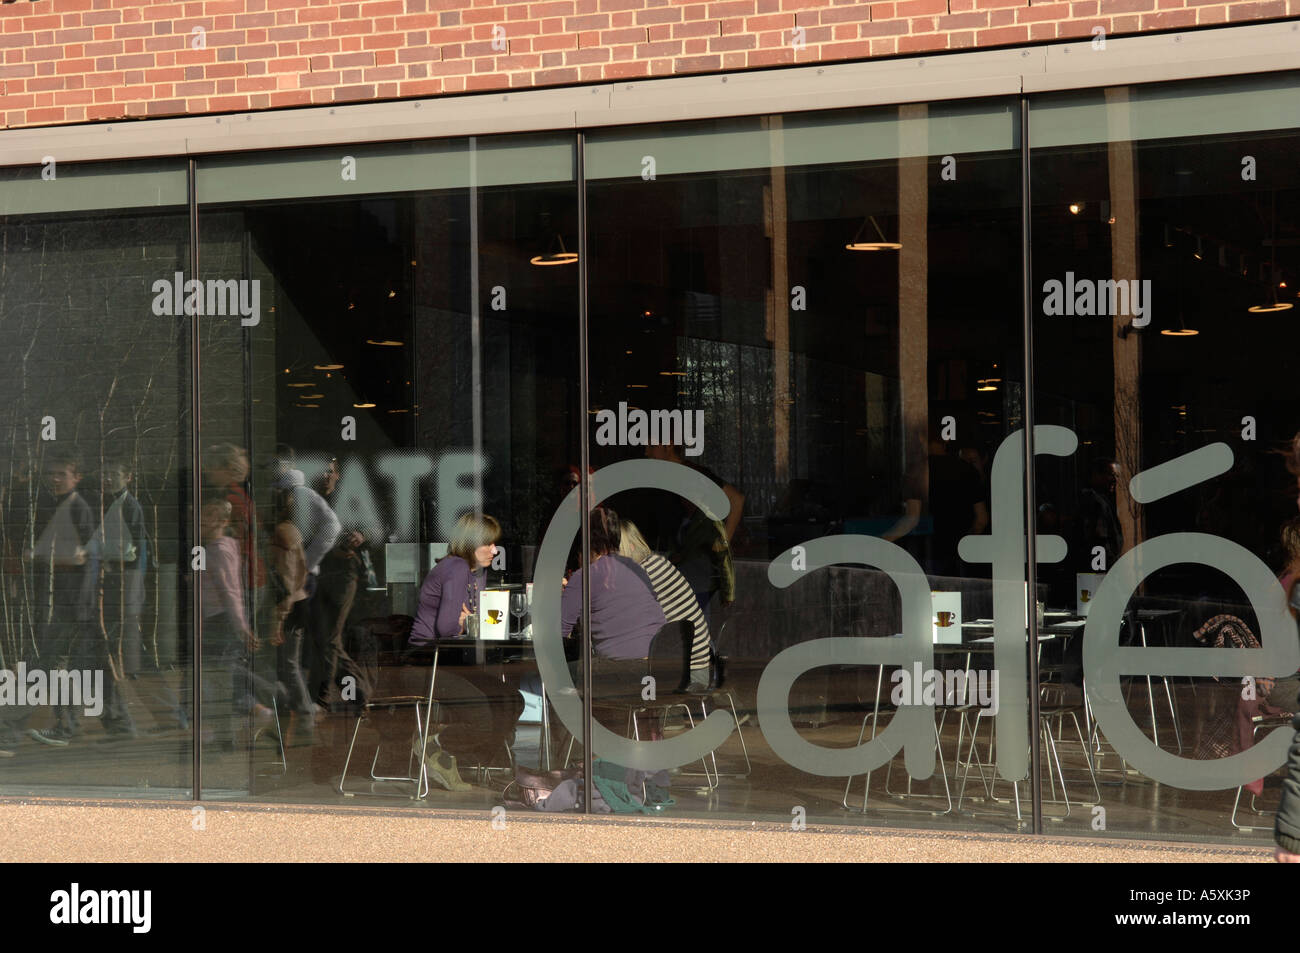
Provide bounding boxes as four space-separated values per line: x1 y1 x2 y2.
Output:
510 591 528 636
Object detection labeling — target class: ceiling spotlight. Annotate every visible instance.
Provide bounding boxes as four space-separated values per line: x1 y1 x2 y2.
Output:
1068 202 1084 216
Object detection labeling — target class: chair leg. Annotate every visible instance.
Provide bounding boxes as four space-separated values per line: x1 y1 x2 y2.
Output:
270 695 287 775
722 692 752 777
1071 711 1101 802
337 711 366 796
842 714 874 813
1042 721 1071 818
1230 786 1249 830
1161 675 1183 753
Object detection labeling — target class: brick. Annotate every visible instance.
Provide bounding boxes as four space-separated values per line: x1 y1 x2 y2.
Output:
1139 7 1198 23
937 11 991 27
1100 0 1155 13
708 32 757 48
673 52 723 70
861 17 911 34
532 65 580 82
634 6 684 22
1227 0 1287 15
1017 2 1071 19
898 30 949 50
896 0 948 15
975 24 1030 41
745 45 796 64
674 18 724 35
564 45 611 62
821 38 873 55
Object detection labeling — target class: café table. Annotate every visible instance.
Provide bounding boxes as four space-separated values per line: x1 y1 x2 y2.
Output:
416 635 555 775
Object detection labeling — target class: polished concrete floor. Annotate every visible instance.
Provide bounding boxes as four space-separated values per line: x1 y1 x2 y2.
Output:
0 663 1288 848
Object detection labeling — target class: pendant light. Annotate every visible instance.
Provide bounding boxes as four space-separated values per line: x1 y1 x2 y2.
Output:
1249 191 1293 312
1162 214 1198 336
530 211 578 267
1160 313 1198 336
845 215 901 252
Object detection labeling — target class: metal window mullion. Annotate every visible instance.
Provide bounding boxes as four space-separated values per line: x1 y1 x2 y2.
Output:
188 158 203 802
1020 96 1044 835
576 131 594 815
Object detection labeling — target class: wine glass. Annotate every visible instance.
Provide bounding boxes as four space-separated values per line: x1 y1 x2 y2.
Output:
510 591 528 637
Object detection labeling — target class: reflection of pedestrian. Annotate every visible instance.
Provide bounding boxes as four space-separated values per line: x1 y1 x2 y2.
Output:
271 447 341 726
1075 457 1124 571
645 443 741 625
200 498 277 748
23 451 97 746
311 458 363 711
1276 515 1300 862
94 458 148 738
202 444 265 596
268 488 314 744
926 438 987 577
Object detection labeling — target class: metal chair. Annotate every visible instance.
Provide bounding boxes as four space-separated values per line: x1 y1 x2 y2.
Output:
675 620 751 782
957 681 1099 821
565 620 723 790
842 663 955 815
1230 712 1294 831
338 618 440 800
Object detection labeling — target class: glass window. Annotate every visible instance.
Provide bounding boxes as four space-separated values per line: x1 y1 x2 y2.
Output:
0 160 193 794
1030 71 1300 840
195 135 579 803
582 101 1028 829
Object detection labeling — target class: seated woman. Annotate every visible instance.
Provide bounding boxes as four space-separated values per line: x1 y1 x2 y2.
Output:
619 519 712 689
406 512 523 791
554 507 669 753
559 507 667 662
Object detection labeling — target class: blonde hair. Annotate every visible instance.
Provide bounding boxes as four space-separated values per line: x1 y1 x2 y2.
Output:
448 513 501 567
619 519 652 563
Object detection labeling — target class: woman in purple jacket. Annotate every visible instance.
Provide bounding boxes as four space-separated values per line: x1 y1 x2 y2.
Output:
560 506 666 660
405 513 523 791
408 513 500 647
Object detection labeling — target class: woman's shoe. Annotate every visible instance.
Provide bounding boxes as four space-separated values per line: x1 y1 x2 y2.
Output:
410 733 471 791
426 750 472 792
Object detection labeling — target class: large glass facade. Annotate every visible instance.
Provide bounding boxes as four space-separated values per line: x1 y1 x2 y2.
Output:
0 70 1296 843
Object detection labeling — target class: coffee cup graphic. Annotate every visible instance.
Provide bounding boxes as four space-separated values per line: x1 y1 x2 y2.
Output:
1080 589 1091 603
487 609 504 624
936 611 954 627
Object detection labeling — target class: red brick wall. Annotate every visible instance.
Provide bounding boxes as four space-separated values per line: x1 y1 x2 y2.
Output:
2 0 1298 128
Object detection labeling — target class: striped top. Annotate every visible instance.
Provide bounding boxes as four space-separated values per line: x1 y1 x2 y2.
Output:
640 553 712 673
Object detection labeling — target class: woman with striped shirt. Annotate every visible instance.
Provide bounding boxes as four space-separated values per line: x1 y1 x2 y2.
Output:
619 519 713 689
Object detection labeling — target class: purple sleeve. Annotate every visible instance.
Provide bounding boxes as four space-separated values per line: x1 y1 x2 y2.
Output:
560 574 581 637
434 564 467 637
411 559 469 645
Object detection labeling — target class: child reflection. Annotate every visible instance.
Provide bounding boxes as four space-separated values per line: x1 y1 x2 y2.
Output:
267 488 315 746
200 497 280 750
404 513 523 792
